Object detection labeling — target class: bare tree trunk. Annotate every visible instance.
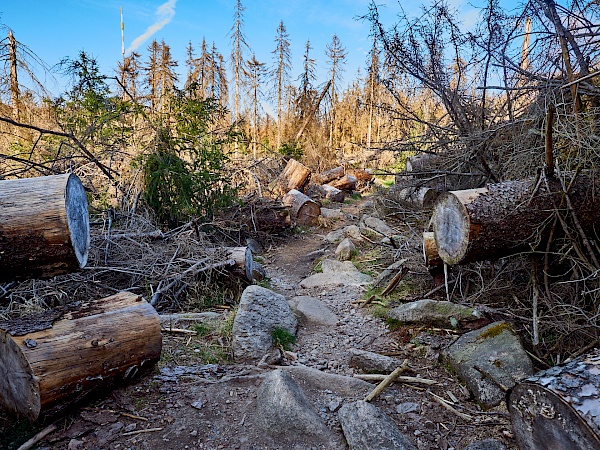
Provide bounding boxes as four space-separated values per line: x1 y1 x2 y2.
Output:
8 31 19 121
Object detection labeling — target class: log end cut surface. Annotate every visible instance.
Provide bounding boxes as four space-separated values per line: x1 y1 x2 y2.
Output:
432 193 471 265
66 174 90 268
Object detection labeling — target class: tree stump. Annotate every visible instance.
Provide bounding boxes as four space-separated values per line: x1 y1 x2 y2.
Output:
0 173 90 281
283 189 321 226
432 174 600 265
508 349 600 450
0 292 161 421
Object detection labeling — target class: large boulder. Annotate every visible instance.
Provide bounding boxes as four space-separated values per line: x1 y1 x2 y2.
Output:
232 285 297 362
338 401 417 450
388 299 483 328
335 237 356 261
255 370 343 448
443 321 533 408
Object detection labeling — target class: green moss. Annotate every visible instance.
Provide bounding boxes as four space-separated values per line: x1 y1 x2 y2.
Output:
477 322 512 341
271 326 296 350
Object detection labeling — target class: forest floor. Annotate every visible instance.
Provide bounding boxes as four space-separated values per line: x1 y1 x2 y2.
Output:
0 193 519 450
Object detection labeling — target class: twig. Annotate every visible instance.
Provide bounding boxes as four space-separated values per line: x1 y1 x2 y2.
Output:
17 423 57 450
422 279 456 298
428 391 472 421
161 327 198 335
364 360 408 402
473 365 509 392
355 374 437 385
122 427 164 436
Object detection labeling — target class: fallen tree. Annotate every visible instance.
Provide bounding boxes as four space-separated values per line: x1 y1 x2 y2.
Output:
0 173 90 281
432 172 600 265
508 349 600 450
0 292 161 421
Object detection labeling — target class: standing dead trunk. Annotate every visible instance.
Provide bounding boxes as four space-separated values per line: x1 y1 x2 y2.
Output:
8 30 19 121
0 173 90 281
508 349 600 450
283 189 321 226
432 174 600 265
0 292 161 421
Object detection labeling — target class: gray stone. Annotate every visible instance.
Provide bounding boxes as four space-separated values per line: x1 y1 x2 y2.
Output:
255 370 343 447
363 216 396 236
325 229 345 244
282 365 372 397
95 422 123 447
344 225 364 241
290 296 339 326
388 299 482 328
300 259 371 288
396 402 420 414
338 401 417 450
321 207 344 219
443 321 533 408
336 237 356 261
349 348 403 374
232 285 297 362
463 438 506 450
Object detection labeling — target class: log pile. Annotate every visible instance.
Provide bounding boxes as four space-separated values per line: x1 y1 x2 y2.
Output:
0 292 161 421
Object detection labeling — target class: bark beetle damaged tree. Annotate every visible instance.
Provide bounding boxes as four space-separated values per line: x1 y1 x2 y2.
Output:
432 172 600 265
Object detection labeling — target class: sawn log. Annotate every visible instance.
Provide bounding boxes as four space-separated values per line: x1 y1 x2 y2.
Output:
0 173 90 281
432 173 600 265
0 292 161 421
283 189 321 226
508 349 600 450
274 158 311 194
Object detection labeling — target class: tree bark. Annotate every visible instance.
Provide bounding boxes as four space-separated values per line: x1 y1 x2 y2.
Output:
225 246 254 282
0 292 161 421
508 349 600 450
313 166 345 185
0 174 90 281
330 175 357 191
283 189 321 226
423 232 442 269
395 186 439 208
347 168 373 183
275 158 312 194
432 173 600 265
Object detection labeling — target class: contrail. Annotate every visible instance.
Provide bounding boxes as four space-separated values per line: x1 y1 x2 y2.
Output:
125 0 177 54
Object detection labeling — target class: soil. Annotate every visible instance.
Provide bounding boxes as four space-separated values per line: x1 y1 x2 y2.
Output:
0 195 518 450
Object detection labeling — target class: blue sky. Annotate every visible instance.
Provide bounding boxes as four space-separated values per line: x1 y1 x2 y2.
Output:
1 0 492 97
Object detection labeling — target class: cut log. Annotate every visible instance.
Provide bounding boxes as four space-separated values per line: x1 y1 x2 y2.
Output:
423 232 443 269
225 246 254 282
314 166 345 185
347 168 373 183
0 173 90 281
321 184 346 203
432 174 600 265
330 175 357 191
283 189 321 226
508 349 600 450
275 158 311 194
395 186 439 208
0 292 161 421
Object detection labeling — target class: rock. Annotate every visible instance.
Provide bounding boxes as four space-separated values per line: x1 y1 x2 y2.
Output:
363 216 396 236
282 366 372 397
396 402 420 414
372 259 407 288
325 228 345 244
348 348 403 373
320 208 344 219
300 259 371 288
443 321 533 408
336 237 356 261
344 225 364 241
255 370 343 447
68 440 84 450
246 237 263 254
289 296 339 326
463 438 506 450
338 401 417 450
95 422 123 447
232 285 297 362
388 299 482 328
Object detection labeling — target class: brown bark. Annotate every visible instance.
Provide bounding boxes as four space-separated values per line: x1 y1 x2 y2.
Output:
508 349 600 450
274 158 312 194
0 174 90 281
423 232 442 269
0 292 161 421
313 166 345 185
432 173 600 265
347 168 373 183
283 189 321 226
225 246 254 282
329 175 357 191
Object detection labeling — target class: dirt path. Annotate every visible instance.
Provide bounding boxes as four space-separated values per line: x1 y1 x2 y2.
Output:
1 196 517 450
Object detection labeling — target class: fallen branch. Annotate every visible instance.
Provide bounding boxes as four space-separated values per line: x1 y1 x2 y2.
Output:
17 423 57 450
364 360 408 402
428 391 472 421
122 427 164 437
381 266 410 296
354 374 437 386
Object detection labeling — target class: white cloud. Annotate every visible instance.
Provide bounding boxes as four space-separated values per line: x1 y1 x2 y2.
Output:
125 0 177 54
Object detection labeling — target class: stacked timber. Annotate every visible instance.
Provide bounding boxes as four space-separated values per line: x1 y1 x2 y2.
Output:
0 173 90 281
431 174 600 265
0 292 162 421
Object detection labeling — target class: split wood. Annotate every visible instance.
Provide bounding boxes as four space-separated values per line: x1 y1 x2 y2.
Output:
364 360 409 402
381 266 409 296
354 374 437 386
